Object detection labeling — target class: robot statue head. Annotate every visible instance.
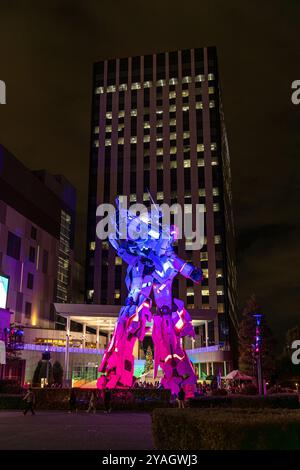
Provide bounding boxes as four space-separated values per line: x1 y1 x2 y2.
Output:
108 196 177 260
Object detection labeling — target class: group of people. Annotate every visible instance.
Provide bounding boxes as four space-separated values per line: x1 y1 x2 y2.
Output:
69 388 112 414
133 380 161 389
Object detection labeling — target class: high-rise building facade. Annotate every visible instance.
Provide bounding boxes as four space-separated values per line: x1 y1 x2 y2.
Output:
0 145 76 330
86 47 238 364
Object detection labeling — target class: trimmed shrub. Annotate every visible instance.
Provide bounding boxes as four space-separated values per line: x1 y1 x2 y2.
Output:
0 394 23 410
0 387 171 411
0 379 23 394
152 408 300 450
188 393 299 409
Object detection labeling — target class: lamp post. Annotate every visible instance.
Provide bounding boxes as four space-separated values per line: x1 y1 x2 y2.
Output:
252 312 264 396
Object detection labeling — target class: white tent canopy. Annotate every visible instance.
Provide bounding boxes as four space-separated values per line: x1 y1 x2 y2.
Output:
225 370 253 381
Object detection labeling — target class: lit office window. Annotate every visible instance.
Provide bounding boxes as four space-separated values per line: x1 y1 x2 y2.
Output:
90 241 96 251
216 269 223 278
182 76 192 84
93 140 99 148
209 100 215 108
208 87 215 94
119 83 127 91
208 73 215 80
169 78 178 85
213 203 220 212
211 143 217 151
211 158 219 166
214 235 221 244
102 241 109 250
183 159 191 168
217 303 225 313
87 290 94 300
202 289 210 296
198 188 206 197
213 187 219 196
94 126 99 134
202 269 209 279
107 85 117 93
197 144 204 152
115 256 122 265
187 287 194 296
217 288 224 296
144 81 152 88
200 252 208 261
197 159 204 167
196 102 203 109
131 82 141 90
195 74 205 82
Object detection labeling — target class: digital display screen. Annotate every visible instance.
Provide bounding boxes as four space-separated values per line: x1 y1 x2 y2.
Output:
0 275 9 309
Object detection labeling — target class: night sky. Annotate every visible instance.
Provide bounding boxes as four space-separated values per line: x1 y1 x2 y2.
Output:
0 1 299 345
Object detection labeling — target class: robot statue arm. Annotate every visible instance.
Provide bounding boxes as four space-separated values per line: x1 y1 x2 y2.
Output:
171 254 203 284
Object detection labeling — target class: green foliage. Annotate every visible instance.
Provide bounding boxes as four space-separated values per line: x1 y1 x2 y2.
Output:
238 295 276 377
152 408 300 450
32 360 53 386
0 388 172 412
188 394 299 409
143 345 154 374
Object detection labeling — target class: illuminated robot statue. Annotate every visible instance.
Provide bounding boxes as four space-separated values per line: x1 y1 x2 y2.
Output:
97 200 203 395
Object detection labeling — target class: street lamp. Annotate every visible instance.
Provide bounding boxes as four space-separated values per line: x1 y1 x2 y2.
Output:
251 312 264 396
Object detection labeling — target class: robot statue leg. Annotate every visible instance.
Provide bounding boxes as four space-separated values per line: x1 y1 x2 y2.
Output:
97 297 152 389
152 299 197 395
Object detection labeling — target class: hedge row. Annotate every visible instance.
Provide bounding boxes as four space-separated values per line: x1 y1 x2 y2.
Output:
152 408 300 450
0 388 172 412
188 393 299 409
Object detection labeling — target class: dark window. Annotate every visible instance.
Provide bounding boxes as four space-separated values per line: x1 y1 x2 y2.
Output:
132 56 140 82
182 49 191 76
119 57 128 83
29 246 35 263
107 59 116 86
27 273 34 290
25 301 32 318
144 88 150 107
42 250 49 274
195 48 204 75
31 226 37 240
7 232 21 260
144 55 153 81
169 51 178 78
156 53 165 80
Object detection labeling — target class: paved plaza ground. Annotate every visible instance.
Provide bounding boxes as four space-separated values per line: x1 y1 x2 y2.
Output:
0 411 154 450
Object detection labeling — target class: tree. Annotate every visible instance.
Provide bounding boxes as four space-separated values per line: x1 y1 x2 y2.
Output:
32 360 54 386
53 361 63 385
32 361 42 386
238 295 276 378
143 346 154 374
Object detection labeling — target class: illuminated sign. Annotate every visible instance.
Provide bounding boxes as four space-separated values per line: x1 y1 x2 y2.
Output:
0 275 9 309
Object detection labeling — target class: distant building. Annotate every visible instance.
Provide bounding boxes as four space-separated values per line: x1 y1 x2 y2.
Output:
0 144 76 330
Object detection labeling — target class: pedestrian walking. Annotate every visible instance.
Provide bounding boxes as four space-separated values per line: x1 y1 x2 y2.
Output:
103 388 112 413
23 388 36 415
69 388 77 413
177 387 185 409
87 391 97 414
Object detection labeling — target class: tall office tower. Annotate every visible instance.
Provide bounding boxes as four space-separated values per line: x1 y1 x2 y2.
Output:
86 47 238 364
